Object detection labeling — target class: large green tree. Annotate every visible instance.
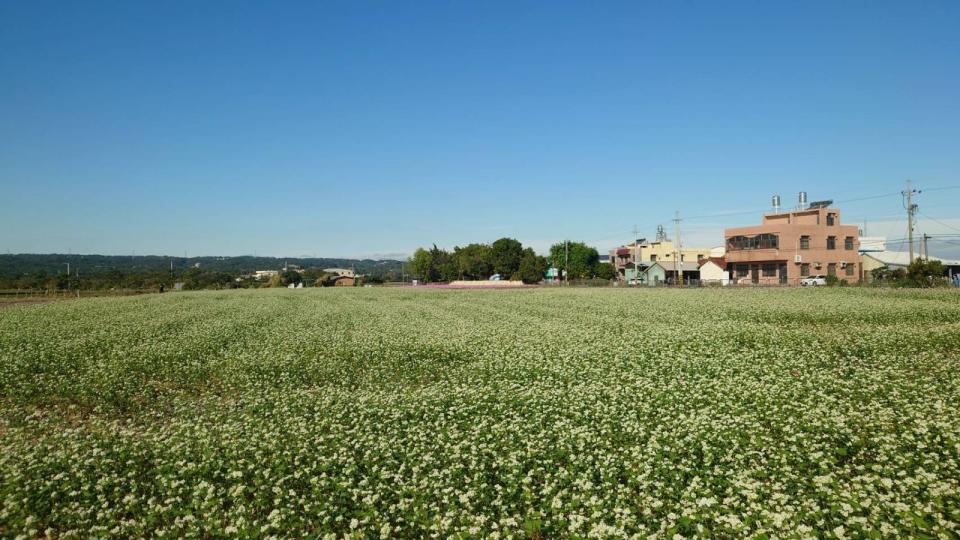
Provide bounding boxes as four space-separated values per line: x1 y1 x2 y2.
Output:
281 270 302 286
548 241 600 280
410 248 435 283
410 245 457 283
430 245 458 282
594 262 617 281
490 238 524 278
516 248 548 284
453 243 493 280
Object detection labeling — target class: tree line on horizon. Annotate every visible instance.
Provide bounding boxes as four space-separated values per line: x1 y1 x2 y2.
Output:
0 254 405 291
0 254 401 276
409 238 617 284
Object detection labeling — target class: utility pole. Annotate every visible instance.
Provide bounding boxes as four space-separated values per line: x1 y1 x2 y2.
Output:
903 179 919 263
564 240 569 286
64 262 70 293
922 234 930 260
673 211 683 288
632 224 640 286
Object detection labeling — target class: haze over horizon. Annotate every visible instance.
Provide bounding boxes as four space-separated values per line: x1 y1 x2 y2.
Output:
2 2 959 259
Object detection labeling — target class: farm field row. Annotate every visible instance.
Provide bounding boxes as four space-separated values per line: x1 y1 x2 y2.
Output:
1 288 959 538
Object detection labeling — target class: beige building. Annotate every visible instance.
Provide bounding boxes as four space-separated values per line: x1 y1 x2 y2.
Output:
324 268 356 278
725 204 861 285
610 239 714 283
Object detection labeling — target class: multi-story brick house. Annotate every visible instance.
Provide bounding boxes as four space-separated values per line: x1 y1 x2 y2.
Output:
724 203 861 285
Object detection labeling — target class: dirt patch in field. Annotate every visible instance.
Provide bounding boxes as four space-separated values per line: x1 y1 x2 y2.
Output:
0 298 63 309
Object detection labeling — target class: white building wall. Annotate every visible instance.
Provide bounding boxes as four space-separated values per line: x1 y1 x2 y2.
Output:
699 261 729 285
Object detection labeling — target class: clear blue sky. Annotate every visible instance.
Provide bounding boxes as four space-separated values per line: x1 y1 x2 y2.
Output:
2 1 959 259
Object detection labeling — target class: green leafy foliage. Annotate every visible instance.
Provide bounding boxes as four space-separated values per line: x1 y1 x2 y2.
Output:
453 243 493 280
409 238 559 283
548 241 600 279
280 270 302 286
593 262 617 281
410 247 436 283
490 238 524 278
905 258 948 288
516 248 548 284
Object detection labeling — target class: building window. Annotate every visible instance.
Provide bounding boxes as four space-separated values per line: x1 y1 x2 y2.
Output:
845 236 854 250
727 236 749 250
845 263 854 276
697 254 704 261
756 233 779 249
762 263 776 277
650 254 657 262
727 234 779 250
801 263 810 276
827 236 836 250
736 264 748 277
800 236 810 250
827 213 836 226
827 263 837 276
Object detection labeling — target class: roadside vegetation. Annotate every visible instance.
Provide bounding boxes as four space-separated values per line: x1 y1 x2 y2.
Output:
869 258 953 288
410 237 616 283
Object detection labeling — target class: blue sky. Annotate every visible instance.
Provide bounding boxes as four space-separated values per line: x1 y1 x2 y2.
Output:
2 1 959 259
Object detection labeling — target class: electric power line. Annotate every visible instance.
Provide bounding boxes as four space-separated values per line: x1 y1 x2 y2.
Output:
596 184 959 251
918 211 960 233
920 185 960 193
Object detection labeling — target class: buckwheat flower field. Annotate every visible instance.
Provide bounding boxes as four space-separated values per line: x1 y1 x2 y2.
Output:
1 288 959 538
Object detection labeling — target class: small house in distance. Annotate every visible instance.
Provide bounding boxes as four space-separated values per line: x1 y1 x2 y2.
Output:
254 270 279 280
642 262 666 286
698 257 729 286
332 275 356 287
324 268 355 278
652 261 700 285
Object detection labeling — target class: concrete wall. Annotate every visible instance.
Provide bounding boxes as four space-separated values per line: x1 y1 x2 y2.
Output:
699 261 729 284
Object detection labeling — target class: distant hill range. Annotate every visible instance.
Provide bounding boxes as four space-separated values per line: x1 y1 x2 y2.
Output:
0 254 403 277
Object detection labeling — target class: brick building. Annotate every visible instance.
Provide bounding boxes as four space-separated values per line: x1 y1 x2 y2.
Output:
724 203 861 285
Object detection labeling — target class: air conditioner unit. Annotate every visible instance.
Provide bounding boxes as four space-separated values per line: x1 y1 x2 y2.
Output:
794 255 802 263
840 261 847 268
814 262 822 268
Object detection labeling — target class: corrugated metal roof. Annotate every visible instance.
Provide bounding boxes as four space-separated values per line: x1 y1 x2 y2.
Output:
647 261 701 272
864 251 960 267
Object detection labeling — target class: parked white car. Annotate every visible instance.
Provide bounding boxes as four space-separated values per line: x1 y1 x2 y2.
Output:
800 275 827 286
